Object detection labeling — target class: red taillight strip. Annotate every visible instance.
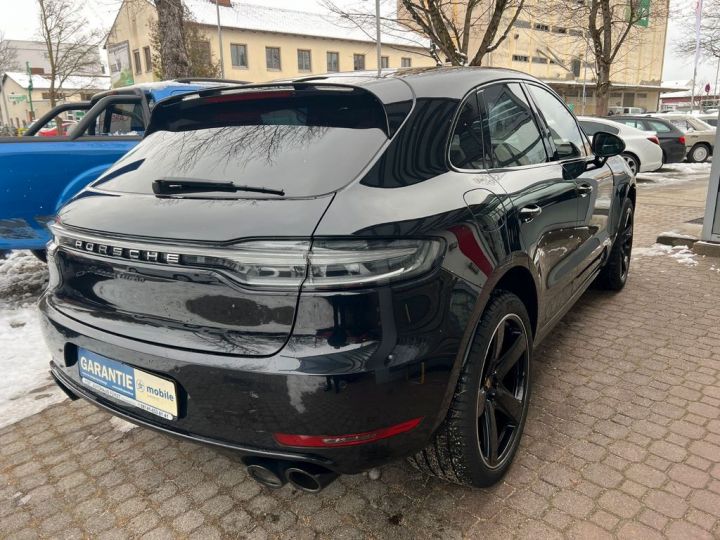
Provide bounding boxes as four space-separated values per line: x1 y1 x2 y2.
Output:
274 417 423 448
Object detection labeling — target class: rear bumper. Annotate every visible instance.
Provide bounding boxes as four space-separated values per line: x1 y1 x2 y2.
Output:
39 268 471 473
664 144 687 163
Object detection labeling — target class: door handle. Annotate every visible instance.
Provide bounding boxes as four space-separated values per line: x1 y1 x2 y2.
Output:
577 183 593 196
519 205 542 222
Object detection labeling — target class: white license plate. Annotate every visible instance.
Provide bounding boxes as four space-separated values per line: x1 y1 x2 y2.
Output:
78 348 178 420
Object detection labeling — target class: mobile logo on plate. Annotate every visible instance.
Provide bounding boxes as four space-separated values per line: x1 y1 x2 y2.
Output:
78 348 178 420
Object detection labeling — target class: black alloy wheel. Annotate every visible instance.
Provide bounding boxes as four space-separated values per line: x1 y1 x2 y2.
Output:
597 198 634 290
409 291 533 487
476 313 530 469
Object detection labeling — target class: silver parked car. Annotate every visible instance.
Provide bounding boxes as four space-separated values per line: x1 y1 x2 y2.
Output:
653 113 715 162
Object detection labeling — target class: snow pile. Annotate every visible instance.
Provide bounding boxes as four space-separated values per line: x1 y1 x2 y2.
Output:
0 251 65 429
0 251 48 308
637 162 712 185
0 306 65 429
633 244 698 266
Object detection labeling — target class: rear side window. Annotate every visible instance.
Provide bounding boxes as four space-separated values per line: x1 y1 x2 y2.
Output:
580 121 619 136
526 84 585 160
449 95 486 169
483 83 547 168
614 118 644 130
647 120 672 133
82 102 145 137
96 87 393 198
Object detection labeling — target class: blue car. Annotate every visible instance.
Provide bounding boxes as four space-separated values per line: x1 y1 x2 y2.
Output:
0 79 246 258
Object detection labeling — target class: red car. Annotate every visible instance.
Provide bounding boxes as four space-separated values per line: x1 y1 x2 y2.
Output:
38 120 77 137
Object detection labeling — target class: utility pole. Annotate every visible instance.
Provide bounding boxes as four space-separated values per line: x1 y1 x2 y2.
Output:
581 39 589 115
215 0 225 78
26 61 34 122
714 58 720 109
375 0 381 76
690 0 704 113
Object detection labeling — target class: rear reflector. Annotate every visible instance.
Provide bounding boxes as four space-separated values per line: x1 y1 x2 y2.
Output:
679 136 686 145
274 417 423 448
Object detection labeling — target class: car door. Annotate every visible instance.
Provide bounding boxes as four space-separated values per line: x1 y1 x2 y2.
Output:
524 83 615 293
479 82 583 327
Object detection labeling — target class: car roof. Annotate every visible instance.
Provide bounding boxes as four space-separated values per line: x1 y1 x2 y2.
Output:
300 67 545 100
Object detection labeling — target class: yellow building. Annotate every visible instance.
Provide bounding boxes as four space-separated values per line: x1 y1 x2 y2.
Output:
0 72 110 129
106 0 435 87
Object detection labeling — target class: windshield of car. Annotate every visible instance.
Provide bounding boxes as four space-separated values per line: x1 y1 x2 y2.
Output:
95 87 392 198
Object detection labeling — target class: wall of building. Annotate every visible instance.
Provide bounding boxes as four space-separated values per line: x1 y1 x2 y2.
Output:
106 0 434 85
0 77 96 128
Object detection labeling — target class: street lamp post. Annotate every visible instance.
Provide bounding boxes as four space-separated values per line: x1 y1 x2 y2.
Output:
215 0 225 78
375 0 382 76
26 62 34 122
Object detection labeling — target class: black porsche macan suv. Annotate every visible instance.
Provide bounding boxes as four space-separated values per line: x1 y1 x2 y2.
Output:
41 68 635 492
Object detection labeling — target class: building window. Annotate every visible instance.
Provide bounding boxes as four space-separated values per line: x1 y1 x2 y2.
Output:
512 55 530 62
230 43 248 68
381 56 389 68
553 26 567 34
401 57 412 68
143 46 152 72
534 23 550 32
266 47 281 70
327 51 339 72
297 49 311 71
133 49 141 74
569 29 584 37
353 54 365 71
637 93 647 98
532 56 548 64
514 20 531 28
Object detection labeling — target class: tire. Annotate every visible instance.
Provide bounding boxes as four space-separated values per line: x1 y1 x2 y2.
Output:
408 291 532 487
688 143 710 163
597 198 634 291
31 249 47 263
622 153 640 176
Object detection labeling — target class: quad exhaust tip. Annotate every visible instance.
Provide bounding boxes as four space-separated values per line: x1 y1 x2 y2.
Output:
244 458 338 492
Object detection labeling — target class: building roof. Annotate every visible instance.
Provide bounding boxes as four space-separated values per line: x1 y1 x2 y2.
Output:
3 72 111 91
186 0 429 49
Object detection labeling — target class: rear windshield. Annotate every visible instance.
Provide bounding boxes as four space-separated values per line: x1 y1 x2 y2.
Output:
95 87 390 198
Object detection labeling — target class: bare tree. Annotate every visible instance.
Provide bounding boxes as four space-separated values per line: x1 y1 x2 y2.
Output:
675 0 720 60
152 0 192 78
37 0 104 107
324 0 525 66
555 0 663 115
0 32 19 74
149 1 221 79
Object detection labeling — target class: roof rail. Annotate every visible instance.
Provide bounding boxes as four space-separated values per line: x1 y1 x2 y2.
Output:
173 77 250 84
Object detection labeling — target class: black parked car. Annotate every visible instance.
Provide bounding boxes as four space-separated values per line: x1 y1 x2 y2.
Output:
41 68 634 492
611 115 687 164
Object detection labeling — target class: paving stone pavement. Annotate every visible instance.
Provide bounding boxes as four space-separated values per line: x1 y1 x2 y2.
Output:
1 174 720 539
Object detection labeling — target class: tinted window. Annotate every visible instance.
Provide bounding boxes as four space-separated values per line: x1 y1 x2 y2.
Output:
483 83 547 168
667 119 689 131
450 96 486 169
579 120 619 136
647 120 672 133
97 89 391 198
705 117 718 127
526 84 585 159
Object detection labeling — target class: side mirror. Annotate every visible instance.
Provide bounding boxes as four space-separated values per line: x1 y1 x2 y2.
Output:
592 131 625 158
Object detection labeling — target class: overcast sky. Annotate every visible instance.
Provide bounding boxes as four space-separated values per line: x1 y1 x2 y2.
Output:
1 0 718 87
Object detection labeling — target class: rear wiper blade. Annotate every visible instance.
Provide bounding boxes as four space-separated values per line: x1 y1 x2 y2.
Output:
152 179 285 196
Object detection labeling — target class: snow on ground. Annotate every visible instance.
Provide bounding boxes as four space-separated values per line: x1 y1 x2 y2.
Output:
633 244 699 266
0 251 66 429
637 162 712 186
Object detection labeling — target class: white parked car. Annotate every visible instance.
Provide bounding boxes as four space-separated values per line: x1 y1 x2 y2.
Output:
578 116 663 175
